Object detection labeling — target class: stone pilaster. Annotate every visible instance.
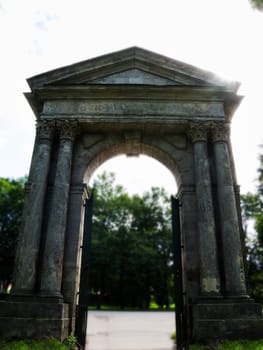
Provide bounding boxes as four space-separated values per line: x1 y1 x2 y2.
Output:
13 121 55 295
189 123 221 296
40 121 78 298
211 122 247 297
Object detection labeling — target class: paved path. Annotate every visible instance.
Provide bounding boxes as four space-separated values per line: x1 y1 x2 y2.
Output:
86 311 176 350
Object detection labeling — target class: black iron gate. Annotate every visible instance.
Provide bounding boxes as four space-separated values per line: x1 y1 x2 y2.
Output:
75 192 94 349
171 196 186 350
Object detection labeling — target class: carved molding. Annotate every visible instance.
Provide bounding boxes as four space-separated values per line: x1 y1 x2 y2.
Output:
188 121 230 143
188 122 209 143
177 184 196 199
124 131 141 156
56 120 79 141
211 122 230 142
36 120 55 140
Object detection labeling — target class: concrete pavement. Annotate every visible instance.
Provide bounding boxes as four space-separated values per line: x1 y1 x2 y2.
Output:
86 310 176 350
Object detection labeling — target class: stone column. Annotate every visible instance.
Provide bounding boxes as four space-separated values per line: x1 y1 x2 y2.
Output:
62 184 87 303
40 120 78 298
13 121 54 295
211 122 247 297
177 185 199 302
189 123 221 296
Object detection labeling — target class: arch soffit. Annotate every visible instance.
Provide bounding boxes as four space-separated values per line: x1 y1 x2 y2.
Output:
71 133 194 189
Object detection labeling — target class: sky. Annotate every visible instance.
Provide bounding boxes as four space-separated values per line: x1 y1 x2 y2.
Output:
0 0 262 195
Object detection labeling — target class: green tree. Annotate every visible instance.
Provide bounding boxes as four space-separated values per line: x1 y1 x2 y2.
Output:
129 187 173 309
89 172 133 308
250 0 263 10
241 149 263 302
0 177 26 293
88 172 174 309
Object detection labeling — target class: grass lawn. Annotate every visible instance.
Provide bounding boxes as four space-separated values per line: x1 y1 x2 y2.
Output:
88 301 175 311
189 340 263 350
0 336 78 350
1 337 263 349
0 339 67 350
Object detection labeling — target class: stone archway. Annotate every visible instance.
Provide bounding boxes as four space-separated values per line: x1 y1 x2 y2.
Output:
0 47 262 344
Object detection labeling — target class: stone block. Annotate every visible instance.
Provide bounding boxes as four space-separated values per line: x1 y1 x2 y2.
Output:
193 301 263 342
0 300 70 341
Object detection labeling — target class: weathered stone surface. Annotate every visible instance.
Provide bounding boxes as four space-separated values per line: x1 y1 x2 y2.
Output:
212 127 247 296
40 122 78 297
190 125 220 296
42 100 225 119
89 68 177 85
0 300 69 340
12 121 54 295
193 302 263 342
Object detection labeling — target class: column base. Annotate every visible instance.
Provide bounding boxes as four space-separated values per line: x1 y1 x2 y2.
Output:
192 299 263 343
12 288 35 297
0 298 70 341
38 289 64 299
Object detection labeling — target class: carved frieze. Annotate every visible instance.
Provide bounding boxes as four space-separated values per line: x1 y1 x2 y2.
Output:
42 100 225 119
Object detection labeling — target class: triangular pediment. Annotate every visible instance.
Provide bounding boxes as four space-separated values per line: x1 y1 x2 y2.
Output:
85 68 178 85
27 47 240 92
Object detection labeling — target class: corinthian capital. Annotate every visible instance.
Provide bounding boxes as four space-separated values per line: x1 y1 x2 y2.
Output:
56 120 79 141
211 122 230 142
188 122 209 143
36 120 55 140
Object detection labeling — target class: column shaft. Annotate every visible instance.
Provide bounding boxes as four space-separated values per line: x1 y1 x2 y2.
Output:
62 184 87 303
189 124 221 296
40 121 77 297
212 123 247 296
177 185 199 303
13 121 54 295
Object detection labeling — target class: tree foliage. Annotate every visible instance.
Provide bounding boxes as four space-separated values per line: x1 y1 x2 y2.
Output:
241 149 263 302
250 0 263 11
89 172 174 309
0 177 26 292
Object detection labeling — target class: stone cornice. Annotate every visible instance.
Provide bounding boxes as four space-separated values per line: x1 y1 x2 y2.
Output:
25 86 242 120
25 48 242 125
27 47 240 91
26 85 239 100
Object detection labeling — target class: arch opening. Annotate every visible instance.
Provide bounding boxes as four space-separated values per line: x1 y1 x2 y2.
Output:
89 154 178 195
78 138 183 191
81 155 179 349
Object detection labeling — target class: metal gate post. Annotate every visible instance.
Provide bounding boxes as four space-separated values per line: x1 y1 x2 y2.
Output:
75 192 94 349
171 196 186 349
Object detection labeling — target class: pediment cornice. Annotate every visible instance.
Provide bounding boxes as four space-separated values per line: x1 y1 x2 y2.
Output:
27 47 240 92
25 47 242 120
